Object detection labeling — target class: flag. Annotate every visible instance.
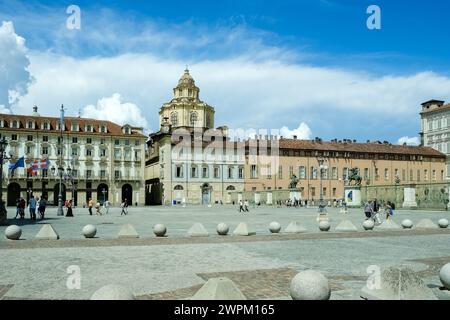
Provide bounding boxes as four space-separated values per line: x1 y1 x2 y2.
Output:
8 157 25 171
32 159 49 169
27 166 38 176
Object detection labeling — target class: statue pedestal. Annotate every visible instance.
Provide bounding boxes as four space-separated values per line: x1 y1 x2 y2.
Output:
289 190 301 202
402 186 417 209
344 186 362 208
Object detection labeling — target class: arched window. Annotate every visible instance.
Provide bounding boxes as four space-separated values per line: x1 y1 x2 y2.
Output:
170 112 178 126
174 185 184 190
226 185 236 191
190 112 198 127
12 120 18 128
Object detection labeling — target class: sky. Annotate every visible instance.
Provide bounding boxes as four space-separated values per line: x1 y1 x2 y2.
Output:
1 0 450 145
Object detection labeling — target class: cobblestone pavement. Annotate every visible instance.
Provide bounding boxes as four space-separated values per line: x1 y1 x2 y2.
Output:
1 205 450 300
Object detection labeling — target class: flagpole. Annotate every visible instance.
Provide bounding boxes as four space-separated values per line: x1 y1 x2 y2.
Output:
57 104 64 216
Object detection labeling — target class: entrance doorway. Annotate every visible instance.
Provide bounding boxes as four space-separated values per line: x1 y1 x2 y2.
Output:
201 183 211 205
122 184 133 206
7 183 21 206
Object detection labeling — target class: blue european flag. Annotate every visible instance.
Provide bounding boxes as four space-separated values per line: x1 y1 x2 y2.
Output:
9 156 25 171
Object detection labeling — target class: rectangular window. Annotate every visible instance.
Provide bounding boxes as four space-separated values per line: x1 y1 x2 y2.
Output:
115 139 120 146
114 149 121 159
433 170 436 181
71 148 78 156
228 167 233 179
86 149 92 157
42 169 48 177
238 167 244 179
27 135 33 141
374 168 379 181
289 166 293 179
402 169 406 181
101 139 105 145
299 166 306 179
135 140 140 146
124 150 131 160
343 167 349 180
384 168 389 180
311 167 318 180
441 170 444 181
332 188 337 197
322 168 328 179
115 170 120 179
191 166 197 178
417 169 421 182
42 147 48 155
26 146 32 154
43 136 48 142
250 165 257 179
323 187 327 197
57 148 62 156
100 149 106 157
86 138 92 144
332 167 338 180
100 170 106 179
202 167 209 178
278 165 282 179
72 137 78 143
364 168 369 180
86 170 92 179
425 169 429 180
311 187 316 197
214 167 220 179
176 166 183 178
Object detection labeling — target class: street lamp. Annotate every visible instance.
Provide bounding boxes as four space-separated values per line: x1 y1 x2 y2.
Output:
317 158 328 214
0 136 11 225
102 188 107 204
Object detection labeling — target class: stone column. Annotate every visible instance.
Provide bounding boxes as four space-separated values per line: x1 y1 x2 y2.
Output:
402 185 418 209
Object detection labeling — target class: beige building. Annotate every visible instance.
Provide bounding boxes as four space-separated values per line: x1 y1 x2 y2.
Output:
0 107 147 207
243 137 446 203
145 69 245 205
420 99 450 179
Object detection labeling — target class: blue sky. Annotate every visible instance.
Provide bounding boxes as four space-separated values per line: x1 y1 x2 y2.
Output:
1 0 450 143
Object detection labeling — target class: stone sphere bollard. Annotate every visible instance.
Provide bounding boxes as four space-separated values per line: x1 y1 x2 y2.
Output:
216 223 229 236
401 219 413 229
90 284 135 300
362 220 375 231
290 270 331 300
439 263 450 290
82 225 97 238
5 225 22 240
318 220 330 232
438 219 449 229
269 221 281 234
153 224 167 237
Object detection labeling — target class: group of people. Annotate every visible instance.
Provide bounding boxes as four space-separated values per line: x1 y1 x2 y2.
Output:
238 199 250 212
15 195 47 220
363 198 396 224
87 198 127 216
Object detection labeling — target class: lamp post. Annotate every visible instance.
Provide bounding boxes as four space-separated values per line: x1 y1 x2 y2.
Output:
102 188 106 204
318 158 328 214
55 104 65 216
0 136 10 225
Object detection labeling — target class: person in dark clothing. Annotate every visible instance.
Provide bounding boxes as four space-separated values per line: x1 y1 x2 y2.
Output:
38 197 47 219
66 200 74 217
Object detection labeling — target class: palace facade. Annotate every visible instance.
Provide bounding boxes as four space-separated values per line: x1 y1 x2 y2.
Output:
242 136 446 204
0 107 147 206
145 69 245 205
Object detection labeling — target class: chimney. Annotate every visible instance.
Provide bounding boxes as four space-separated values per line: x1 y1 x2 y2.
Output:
293 135 297 140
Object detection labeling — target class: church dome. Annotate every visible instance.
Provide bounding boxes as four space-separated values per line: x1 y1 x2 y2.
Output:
177 68 196 87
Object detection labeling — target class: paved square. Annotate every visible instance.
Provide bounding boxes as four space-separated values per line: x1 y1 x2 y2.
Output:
1 205 450 300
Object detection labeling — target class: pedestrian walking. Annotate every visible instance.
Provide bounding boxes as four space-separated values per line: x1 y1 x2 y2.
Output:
385 201 393 220
38 197 47 219
238 199 244 212
88 198 93 215
15 198 21 219
19 197 26 219
244 200 249 212
363 201 373 220
104 200 110 214
66 199 74 217
120 198 128 215
29 195 37 220
95 202 102 216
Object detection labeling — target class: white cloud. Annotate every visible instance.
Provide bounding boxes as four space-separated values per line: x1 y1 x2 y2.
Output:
82 93 148 128
280 123 312 139
0 104 11 114
0 21 33 108
397 136 420 146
